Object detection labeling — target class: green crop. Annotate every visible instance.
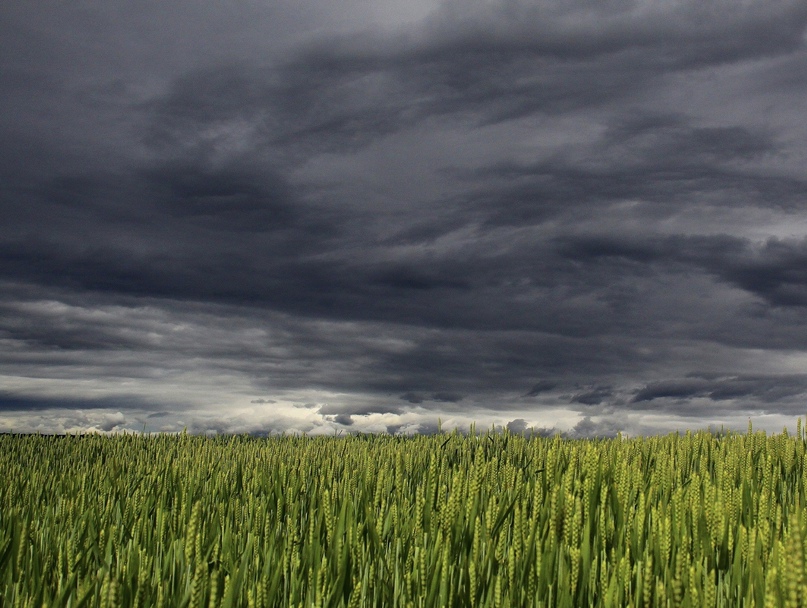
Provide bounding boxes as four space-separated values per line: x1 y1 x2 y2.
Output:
2 420 807 607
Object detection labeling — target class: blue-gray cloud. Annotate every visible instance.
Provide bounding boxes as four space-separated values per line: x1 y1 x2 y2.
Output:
2 0 807 434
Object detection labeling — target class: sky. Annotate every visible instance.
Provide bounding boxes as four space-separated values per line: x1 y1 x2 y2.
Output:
2 0 807 436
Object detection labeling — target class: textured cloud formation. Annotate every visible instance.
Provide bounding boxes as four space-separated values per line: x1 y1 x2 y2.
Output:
2 0 807 436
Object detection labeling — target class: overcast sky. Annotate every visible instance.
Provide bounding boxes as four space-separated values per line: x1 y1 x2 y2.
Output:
2 0 807 436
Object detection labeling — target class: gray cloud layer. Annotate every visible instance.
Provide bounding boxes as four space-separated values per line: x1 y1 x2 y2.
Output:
2 0 807 435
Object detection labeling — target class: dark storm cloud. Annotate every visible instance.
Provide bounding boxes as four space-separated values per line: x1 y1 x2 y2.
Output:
572 387 613 406
118 0 807 172
331 414 354 427
142 163 298 232
558 234 807 310
433 392 464 403
632 375 807 404
0 392 153 413
278 0 807 133
455 119 794 229
713 240 807 308
525 381 557 397
400 392 425 404
3 0 807 434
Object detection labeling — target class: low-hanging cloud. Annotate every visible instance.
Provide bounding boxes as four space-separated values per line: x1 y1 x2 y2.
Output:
2 0 807 435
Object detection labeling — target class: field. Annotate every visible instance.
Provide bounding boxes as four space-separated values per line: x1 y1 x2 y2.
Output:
2 422 807 607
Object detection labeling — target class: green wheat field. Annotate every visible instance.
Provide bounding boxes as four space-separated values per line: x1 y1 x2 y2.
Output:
3 421 807 607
